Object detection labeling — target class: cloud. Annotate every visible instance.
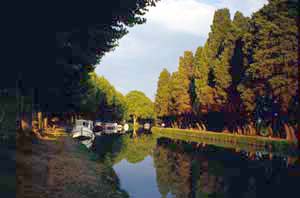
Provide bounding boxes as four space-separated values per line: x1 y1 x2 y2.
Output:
217 0 268 17
145 0 216 37
143 0 267 37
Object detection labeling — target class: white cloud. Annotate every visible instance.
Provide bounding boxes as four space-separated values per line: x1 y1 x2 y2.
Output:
145 0 216 37
143 0 267 37
218 0 268 17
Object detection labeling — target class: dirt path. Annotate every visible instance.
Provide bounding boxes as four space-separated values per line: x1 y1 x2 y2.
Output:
16 129 128 198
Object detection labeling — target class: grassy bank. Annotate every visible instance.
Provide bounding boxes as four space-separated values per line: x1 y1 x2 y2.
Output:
152 127 299 155
16 128 129 198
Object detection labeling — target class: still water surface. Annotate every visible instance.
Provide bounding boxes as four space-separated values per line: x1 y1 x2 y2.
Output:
94 133 300 198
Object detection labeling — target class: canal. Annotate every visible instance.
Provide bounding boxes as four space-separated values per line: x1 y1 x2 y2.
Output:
93 133 300 198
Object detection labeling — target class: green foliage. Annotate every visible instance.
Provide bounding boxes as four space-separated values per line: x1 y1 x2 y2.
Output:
207 8 232 62
125 91 155 120
239 0 299 114
194 46 216 112
155 69 171 118
169 71 192 115
169 51 194 115
80 72 127 121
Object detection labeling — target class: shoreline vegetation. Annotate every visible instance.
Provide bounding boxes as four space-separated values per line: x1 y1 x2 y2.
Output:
151 127 299 155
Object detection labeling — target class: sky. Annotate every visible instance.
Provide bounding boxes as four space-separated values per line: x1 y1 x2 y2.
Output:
95 0 268 100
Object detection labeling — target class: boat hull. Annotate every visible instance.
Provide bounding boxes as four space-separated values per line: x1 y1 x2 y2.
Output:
71 126 95 148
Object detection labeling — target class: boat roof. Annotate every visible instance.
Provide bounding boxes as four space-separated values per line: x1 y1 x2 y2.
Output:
75 120 93 125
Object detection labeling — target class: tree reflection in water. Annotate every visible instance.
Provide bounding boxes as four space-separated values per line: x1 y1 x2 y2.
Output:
94 134 300 198
153 138 300 198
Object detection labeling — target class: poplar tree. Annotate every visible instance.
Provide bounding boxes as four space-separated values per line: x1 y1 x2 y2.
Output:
155 69 171 120
207 8 233 109
238 0 299 115
194 45 218 112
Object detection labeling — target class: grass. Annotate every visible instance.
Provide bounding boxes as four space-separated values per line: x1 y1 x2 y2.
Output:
152 127 299 156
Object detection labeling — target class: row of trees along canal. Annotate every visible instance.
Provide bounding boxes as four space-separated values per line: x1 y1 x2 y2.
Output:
154 0 299 141
0 0 159 137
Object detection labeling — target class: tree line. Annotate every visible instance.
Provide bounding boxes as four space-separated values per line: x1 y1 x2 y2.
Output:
0 0 159 135
154 0 299 138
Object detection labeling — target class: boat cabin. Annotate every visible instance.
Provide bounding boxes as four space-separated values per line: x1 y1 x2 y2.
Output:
104 122 118 134
75 120 93 131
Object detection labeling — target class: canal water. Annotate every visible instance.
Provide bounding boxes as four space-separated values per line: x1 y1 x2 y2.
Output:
93 133 300 198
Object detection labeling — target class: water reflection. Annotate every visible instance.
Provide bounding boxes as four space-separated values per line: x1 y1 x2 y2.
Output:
154 138 300 198
94 134 300 198
114 157 161 198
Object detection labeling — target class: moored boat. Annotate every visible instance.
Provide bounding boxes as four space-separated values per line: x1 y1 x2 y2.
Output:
93 120 103 136
144 123 151 130
103 122 118 134
72 120 95 148
117 124 123 132
123 123 129 132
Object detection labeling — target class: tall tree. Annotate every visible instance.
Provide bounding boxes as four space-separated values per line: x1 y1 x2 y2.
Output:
217 11 249 114
169 71 192 127
238 0 299 117
206 8 232 63
168 52 194 120
194 45 218 112
177 51 194 115
155 69 171 121
207 8 233 109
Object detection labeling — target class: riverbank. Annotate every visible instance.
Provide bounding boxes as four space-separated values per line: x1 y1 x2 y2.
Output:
16 128 128 198
152 127 299 155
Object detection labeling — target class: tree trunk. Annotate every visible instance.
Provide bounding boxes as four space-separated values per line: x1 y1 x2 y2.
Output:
43 113 48 130
288 125 297 142
133 115 137 137
196 122 202 131
284 124 292 141
16 78 22 133
267 126 273 138
38 112 43 131
21 112 32 132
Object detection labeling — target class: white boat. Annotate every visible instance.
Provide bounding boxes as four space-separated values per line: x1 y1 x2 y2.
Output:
80 138 94 149
71 120 95 148
117 124 123 132
103 122 118 134
93 120 103 136
144 123 151 130
123 123 129 132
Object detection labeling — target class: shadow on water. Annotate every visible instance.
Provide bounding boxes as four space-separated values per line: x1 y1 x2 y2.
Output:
91 130 300 198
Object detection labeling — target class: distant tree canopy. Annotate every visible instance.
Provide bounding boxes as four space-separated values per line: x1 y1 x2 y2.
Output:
154 0 299 134
125 90 155 122
80 72 127 121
